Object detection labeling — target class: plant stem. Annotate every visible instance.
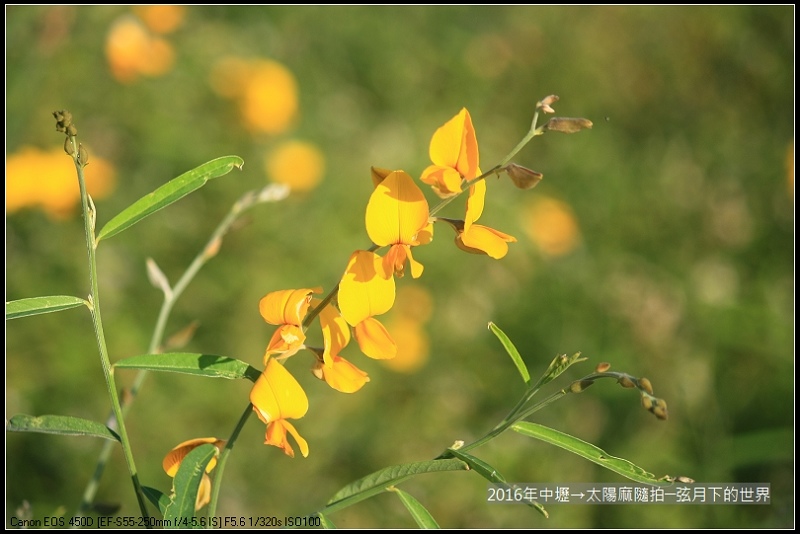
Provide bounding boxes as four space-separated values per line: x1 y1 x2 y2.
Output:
208 405 253 517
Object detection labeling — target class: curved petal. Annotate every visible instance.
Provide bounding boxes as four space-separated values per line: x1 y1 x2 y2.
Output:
315 355 370 393
354 317 397 360
264 419 309 458
420 165 463 198
339 250 396 326
318 301 350 367
464 180 486 231
429 108 468 168
365 171 429 247
459 224 517 259
195 473 212 510
259 288 321 326
162 437 225 477
455 109 480 180
250 358 309 423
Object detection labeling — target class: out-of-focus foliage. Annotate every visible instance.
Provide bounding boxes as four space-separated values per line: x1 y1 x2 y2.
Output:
6 6 793 528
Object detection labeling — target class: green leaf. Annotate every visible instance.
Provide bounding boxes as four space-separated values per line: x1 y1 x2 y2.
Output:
488 322 530 385
142 486 171 516
512 422 668 485
318 513 336 529
323 459 468 515
113 353 260 381
164 443 217 523
6 296 88 320
447 448 548 518
96 156 244 242
388 488 440 529
535 352 586 389
6 414 120 441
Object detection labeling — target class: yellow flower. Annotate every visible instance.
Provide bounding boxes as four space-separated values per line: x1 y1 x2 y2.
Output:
365 170 430 279
420 108 480 198
265 140 326 192
520 196 581 257
250 357 309 458
338 251 397 360
6 146 116 219
458 178 517 259
105 16 174 83
259 288 321 361
162 437 225 511
312 355 370 393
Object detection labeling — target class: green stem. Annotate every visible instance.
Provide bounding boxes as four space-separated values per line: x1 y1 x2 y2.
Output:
69 136 150 520
77 185 286 516
208 405 253 517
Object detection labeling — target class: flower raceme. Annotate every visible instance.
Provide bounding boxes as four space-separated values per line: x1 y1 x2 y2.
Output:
250 357 309 458
162 437 226 510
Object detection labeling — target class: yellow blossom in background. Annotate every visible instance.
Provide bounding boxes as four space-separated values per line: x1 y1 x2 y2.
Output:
521 196 581 257
260 288 321 361
6 146 116 220
265 140 326 191
250 357 309 458
365 170 431 279
421 108 480 197
382 285 433 374
134 5 186 34
162 437 225 511
105 15 174 83
210 58 299 135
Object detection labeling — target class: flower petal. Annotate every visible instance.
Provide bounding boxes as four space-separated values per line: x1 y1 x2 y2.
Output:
429 108 468 169
459 224 517 259
339 250 396 326
264 324 306 360
464 180 486 231
354 317 397 359
365 171 429 247
318 301 350 368
250 357 309 423
420 165 463 198
259 288 321 326
314 355 370 393
162 437 225 477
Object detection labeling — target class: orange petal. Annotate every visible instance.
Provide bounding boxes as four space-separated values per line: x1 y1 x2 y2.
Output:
318 301 350 367
354 317 397 360
420 165 463 198
315 356 370 393
259 288 321 326
195 473 212 511
339 250 396 326
429 108 468 168
265 419 309 458
459 225 517 259
250 358 309 424
464 180 486 231
264 324 306 360
365 171 429 247
162 437 225 477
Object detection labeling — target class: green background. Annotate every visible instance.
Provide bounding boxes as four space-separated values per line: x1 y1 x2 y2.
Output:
6 6 794 528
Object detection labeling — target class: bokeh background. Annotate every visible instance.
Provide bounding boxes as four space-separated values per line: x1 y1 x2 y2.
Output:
6 6 793 528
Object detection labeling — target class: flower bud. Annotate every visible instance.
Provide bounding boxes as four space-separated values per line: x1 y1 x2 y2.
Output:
641 395 653 410
618 375 636 388
538 95 559 114
594 362 611 373
78 144 89 166
638 377 654 395
64 136 75 156
545 117 593 134
505 163 543 190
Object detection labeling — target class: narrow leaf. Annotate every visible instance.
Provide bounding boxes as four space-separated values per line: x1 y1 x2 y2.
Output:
535 352 586 389
113 353 260 381
6 414 120 441
164 444 217 522
488 322 530 385
142 486 170 515
318 513 336 529
323 459 468 515
97 156 244 242
6 296 87 320
389 488 440 529
512 422 668 485
447 448 548 518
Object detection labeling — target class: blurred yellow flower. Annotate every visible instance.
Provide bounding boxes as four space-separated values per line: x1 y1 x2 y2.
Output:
250 357 309 458
6 146 116 220
162 437 225 511
382 285 432 374
521 196 581 257
265 140 325 191
421 108 480 198
105 16 174 83
365 170 430 279
259 288 321 361
134 5 186 34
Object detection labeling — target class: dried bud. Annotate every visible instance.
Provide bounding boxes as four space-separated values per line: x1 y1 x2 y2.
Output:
538 95 559 114
618 375 636 389
545 117 594 134
53 110 73 132
638 377 654 395
594 362 611 373
505 163 544 190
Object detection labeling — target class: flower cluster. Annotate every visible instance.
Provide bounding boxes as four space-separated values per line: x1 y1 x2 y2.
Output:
250 108 518 457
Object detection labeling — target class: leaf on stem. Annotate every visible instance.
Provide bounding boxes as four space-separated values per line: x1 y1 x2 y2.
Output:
6 295 88 320
511 422 669 485
96 156 245 242
6 414 120 441
142 486 170 515
388 487 440 529
113 353 260 381
488 322 530 385
164 443 217 522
